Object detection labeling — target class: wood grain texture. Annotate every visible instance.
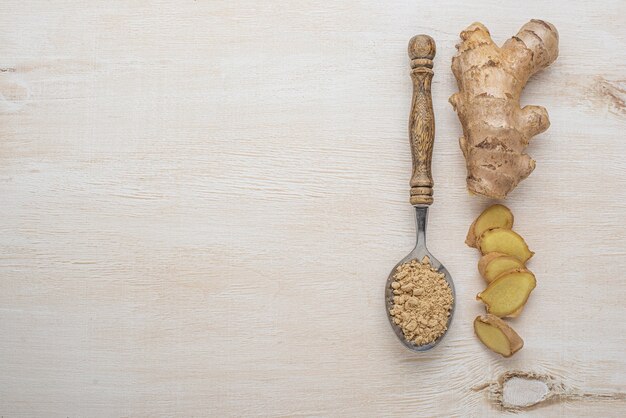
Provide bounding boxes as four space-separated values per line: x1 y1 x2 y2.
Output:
408 35 436 205
0 1 625 417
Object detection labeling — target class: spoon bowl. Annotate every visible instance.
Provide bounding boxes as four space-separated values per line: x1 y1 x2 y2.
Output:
385 206 456 352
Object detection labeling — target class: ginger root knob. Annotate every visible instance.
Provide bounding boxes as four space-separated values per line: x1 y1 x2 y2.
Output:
450 20 559 199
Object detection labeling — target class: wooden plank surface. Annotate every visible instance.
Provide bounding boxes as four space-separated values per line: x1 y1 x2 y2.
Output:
1 1 625 416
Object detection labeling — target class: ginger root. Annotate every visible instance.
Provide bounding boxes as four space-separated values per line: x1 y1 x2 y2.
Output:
478 228 534 263
477 269 536 317
450 20 559 198
466 204 514 247
478 252 525 283
474 314 523 357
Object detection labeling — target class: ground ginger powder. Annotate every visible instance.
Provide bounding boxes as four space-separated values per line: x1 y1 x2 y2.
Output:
389 257 453 346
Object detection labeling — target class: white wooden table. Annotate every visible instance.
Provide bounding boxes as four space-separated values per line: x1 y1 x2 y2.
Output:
1 1 625 416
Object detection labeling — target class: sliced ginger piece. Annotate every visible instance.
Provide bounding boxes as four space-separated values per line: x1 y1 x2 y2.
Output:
478 228 534 263
466 204 514 247
474 314 523 357
477 269 536 317
466 204 514 248
478 252 525 283
491 270 525 318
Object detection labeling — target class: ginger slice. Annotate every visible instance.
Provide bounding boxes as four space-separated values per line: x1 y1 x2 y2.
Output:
477 269 536 317
478 228 534 263
466 204 514 248
478 252 525 283
474 314 523 357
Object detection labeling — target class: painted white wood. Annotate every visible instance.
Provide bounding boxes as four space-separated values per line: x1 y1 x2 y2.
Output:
1 1 625 416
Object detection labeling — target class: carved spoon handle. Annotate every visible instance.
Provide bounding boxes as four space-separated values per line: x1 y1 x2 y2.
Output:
408 35 436 206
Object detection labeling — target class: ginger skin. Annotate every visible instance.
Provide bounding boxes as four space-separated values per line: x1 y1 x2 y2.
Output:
450 20 559 198
474 314 523 357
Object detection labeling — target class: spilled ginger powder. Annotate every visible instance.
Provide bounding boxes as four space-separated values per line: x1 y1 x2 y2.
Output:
389 257 453 346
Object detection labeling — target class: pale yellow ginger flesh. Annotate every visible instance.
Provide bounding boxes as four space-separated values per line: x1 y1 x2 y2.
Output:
466 204 514 247
474 314 524 357
477 269 536 317
450 20 559 198
479 228 534 263
508 305 524 318
478 252 525 283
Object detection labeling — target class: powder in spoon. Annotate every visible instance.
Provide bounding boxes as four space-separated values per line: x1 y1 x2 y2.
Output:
389 256 453 346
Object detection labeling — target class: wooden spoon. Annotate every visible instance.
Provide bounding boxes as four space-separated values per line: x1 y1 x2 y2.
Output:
384 35 456 352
